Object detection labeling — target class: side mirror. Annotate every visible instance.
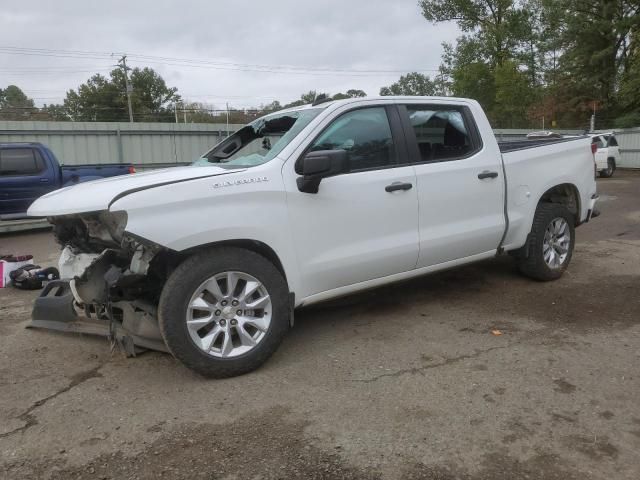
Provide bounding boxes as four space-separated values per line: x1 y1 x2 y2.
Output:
296 150 348 193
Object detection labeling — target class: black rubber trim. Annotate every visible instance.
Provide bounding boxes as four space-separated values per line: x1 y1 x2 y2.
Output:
385 105 410 165
107 171 242 208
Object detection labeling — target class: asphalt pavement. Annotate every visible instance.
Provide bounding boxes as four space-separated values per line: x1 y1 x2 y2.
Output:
1 171 639 479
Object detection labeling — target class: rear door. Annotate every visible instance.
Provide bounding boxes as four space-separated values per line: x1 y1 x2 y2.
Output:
398 104 506 268
0 148 52 216
284 105 419 298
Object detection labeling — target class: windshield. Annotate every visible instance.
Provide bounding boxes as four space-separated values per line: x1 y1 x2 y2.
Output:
195 108 323 168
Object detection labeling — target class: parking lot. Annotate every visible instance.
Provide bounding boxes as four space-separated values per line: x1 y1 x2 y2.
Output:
1 171 639 479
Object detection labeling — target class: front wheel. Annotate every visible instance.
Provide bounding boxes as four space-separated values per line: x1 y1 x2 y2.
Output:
158 247 290 378
517 203 575 281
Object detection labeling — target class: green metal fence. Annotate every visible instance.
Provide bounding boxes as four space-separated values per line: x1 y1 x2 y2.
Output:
1 121 638 168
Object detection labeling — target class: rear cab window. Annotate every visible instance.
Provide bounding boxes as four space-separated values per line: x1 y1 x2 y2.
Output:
400 105 481 163
0 148 45 176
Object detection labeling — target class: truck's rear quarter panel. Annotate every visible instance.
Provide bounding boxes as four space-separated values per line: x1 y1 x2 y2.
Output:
500 137 596 250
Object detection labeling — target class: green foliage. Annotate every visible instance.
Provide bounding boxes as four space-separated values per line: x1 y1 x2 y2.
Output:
332 89 367 100
42 103 70 121
379 72 436 96
615 31 640 114
63 67 180 122
0 85 36 120
283 90 327 108
614 112 640 129
419 0 640 128
493 60 536 127
420 0 529 67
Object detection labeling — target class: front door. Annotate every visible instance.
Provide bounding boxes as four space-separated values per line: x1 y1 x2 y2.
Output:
284 106 420 298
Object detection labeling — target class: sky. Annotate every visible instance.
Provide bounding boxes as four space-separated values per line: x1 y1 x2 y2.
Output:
0 1 460 110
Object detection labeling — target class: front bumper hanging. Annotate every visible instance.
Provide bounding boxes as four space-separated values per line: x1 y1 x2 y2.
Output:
28 280 168 356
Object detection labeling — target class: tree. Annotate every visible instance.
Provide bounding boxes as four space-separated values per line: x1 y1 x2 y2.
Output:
422 1 550 127
420 0 530 68
618 33 640 116
63 67 180 122
261 100 283 112
64 73 124 121
380 72 436 96
42 103 70 121
112 67 180 121
332 89 367 100
493 60 535 127
0 85 36 120
283 90 329 108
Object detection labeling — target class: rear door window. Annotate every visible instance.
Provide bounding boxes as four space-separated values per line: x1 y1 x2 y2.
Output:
0 148 44 176
403 106 478 162
608 136 618 147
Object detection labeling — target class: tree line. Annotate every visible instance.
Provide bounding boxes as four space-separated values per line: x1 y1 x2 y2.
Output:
1 0 638 129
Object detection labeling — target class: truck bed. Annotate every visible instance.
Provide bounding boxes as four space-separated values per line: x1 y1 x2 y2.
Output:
498 135 589 153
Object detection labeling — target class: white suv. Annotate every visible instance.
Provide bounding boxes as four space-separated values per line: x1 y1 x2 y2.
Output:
592 133 620 178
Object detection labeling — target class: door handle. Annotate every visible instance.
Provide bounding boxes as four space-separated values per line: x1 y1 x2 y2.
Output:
477 171 498 180
385 182 413 192
39 178 50 183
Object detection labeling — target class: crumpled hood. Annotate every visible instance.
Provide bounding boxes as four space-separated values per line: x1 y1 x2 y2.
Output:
28 165 243 217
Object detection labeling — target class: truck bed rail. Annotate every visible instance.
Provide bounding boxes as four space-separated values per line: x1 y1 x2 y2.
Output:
498 135 590 153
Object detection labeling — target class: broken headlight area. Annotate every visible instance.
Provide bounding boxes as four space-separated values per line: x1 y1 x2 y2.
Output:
51 211 129 253
30 211 172 356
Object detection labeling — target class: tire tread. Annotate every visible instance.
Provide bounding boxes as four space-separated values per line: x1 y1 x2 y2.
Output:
517 203 575 281
158 246 289 378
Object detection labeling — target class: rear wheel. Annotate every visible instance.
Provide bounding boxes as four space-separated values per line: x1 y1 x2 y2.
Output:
158 247 289 378
600 158 615 178
517 203 575 281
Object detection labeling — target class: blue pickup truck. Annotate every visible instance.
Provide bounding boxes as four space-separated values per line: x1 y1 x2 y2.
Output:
0 142 135 220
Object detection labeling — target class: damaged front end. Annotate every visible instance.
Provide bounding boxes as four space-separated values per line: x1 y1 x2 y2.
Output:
29 211 172 356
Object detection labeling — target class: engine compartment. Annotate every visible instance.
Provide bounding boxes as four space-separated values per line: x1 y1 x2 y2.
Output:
26 211 182 354
50 211 173 305
37 212 180 354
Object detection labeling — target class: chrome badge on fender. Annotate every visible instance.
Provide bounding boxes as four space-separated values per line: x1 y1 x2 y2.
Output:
213 176 269 189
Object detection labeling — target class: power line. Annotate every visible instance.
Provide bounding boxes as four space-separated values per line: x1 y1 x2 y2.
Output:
0 46 440 76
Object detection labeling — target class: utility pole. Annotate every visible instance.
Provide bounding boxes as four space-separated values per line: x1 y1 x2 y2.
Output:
117 55 134 122
226 102 230 137
590 101 596 132
174 103 179 123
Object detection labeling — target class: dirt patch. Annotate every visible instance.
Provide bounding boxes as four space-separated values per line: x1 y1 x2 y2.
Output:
403 452 585 480
304 258 640 336
564 435 619 460
553 378 577 394
2 407 379 480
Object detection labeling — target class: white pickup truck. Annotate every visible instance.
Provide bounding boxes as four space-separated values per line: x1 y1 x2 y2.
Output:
28 96 599 377
591 132 620 178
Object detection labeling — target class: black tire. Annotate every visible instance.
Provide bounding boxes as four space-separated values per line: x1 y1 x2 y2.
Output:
516 203 575 281
599 158 615 178
158 246 289 378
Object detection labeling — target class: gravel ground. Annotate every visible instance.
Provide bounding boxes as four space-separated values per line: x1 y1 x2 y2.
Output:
1 171 639 480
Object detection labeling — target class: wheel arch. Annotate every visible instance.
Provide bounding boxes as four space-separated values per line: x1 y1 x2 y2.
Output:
537 183 581 225
180 239 289 285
